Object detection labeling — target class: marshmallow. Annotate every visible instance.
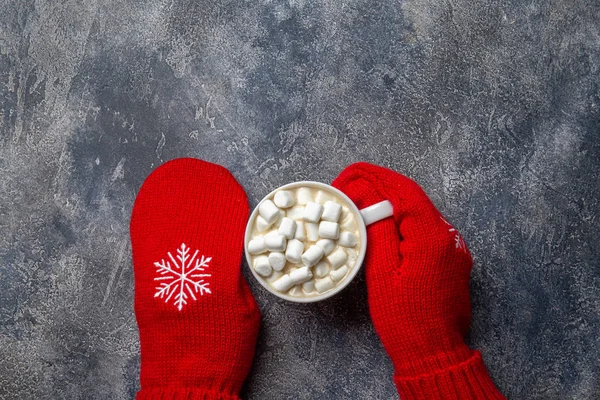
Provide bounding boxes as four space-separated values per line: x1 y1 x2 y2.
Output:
265 234 286 252
259 200 280 224
340 215 358 231
318 221 340 240
267 270 282 283
302 280 315 294
295 221 306 241
347 247 358 260
340 206 350 220
272 210 284 228
339 231 357 247
314 261 330 278
274 190 295 208
253 255 272 277
315 190 334 204
272 274 294 292
289 285 303 296
285 239 304 264
303 201 324 223
247 237 267 254
315 277 334 294
297 187 312 205
256 215 273 232
346 248 358 267
330 265 348 282
327 248 347 269
268 252 286 271
321 201 342 222
278 217 296 239
289 266 313 284
286 205 305 220
301 245 324 267
306 222 319 241
316 239 335 255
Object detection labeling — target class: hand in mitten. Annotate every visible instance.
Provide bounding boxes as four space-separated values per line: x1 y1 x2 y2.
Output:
333 162 504 400
130 158 260 399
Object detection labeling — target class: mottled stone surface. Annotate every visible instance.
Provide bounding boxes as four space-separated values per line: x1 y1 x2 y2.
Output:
1 0 599 398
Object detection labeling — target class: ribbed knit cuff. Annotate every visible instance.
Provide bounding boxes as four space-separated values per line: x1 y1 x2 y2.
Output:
137 388 241 400
394 351 505 400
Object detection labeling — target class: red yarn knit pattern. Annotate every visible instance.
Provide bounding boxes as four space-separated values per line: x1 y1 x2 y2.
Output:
333 162 505 400
130 158 260 399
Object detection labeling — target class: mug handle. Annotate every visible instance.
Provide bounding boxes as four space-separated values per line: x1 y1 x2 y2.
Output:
360 200 394 225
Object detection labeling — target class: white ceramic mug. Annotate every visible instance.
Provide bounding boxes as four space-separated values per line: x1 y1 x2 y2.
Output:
245 181 393 302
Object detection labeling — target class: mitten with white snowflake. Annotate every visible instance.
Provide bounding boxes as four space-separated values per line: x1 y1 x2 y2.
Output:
130 158 260 400
332 162 505 400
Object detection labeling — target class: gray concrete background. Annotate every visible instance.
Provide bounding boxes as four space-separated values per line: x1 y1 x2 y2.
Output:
1 0 599 398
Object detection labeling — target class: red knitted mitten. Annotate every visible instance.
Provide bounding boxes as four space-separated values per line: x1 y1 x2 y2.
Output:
130 158 260 400
333 162 504 400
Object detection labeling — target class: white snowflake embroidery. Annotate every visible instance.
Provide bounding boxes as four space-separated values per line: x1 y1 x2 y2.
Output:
441 217 467 253
153 243 212 311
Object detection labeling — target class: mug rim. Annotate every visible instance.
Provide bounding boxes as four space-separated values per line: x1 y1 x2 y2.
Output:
244 180 368 303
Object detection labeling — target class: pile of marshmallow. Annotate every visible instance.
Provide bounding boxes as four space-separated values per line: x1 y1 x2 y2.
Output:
247 187 360 297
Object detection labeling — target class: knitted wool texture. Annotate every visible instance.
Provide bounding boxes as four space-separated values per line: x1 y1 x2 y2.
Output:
332 162 505 400
130 158 260 400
